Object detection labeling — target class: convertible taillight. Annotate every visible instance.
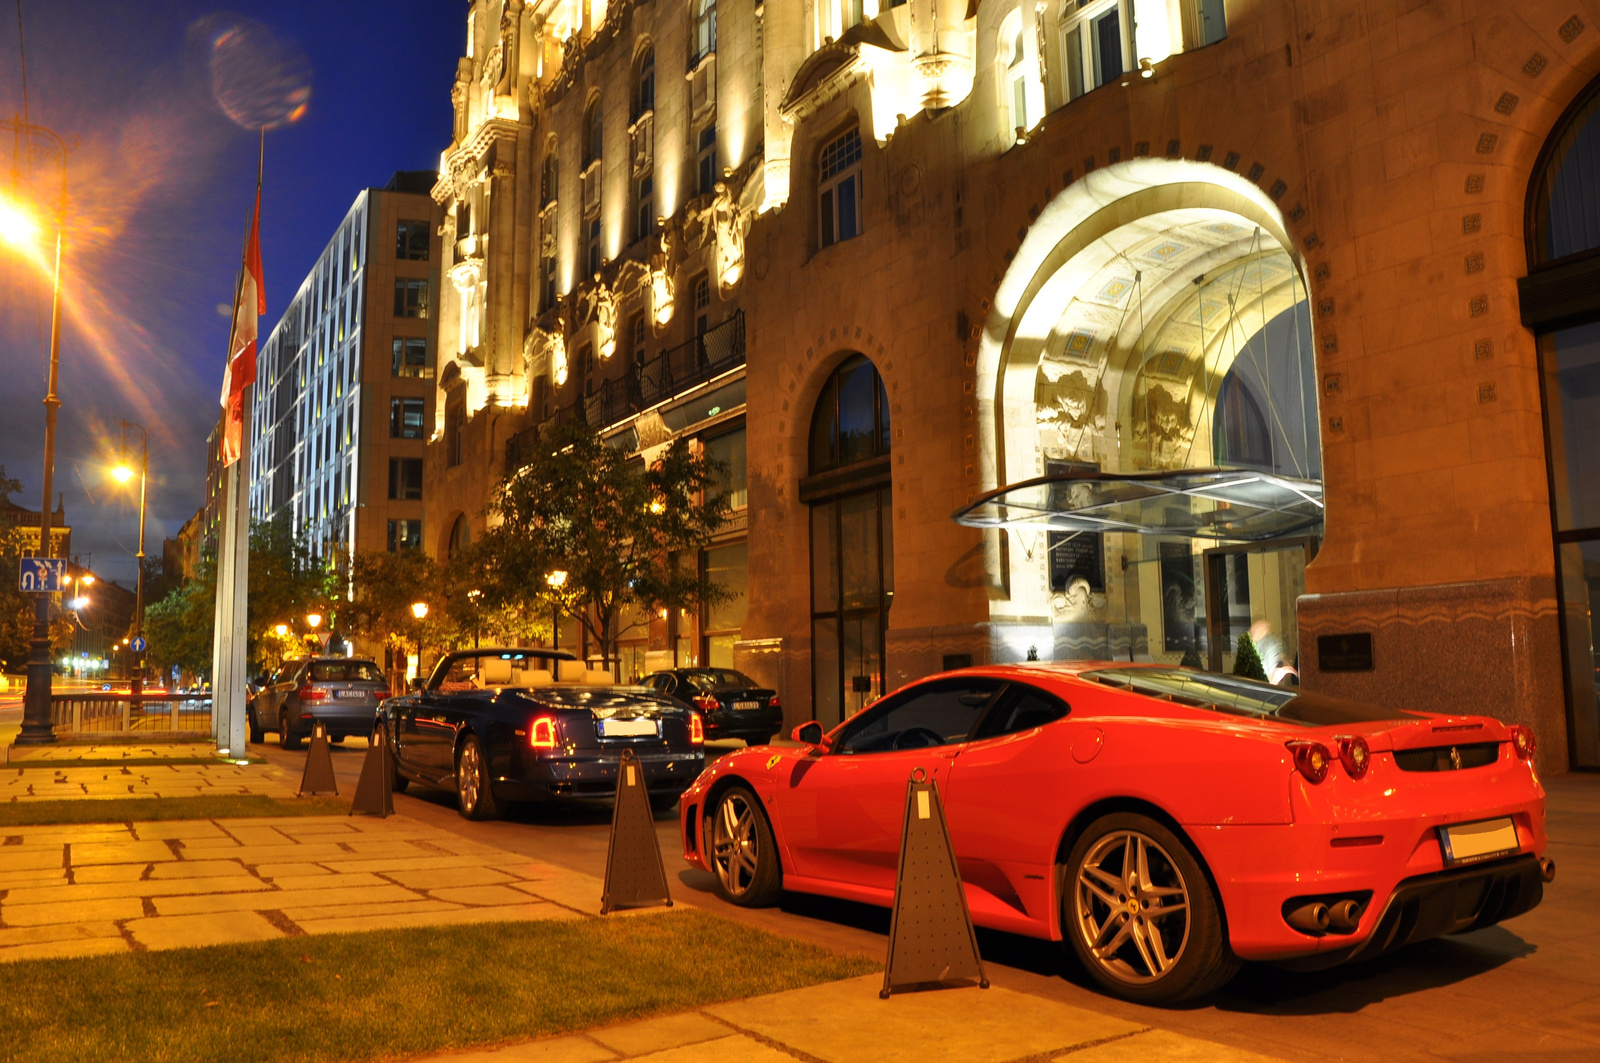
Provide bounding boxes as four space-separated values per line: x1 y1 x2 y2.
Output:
1509 725 1536 761
692 694 720 713
688 712 705 745
1335 735 1370 779
297 685 326 701
530 716 557 750
1287 740 1332 784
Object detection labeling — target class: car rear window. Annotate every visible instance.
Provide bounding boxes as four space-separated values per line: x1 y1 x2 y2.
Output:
1081 668 1416 727
683 670 759 691
310 661 383 683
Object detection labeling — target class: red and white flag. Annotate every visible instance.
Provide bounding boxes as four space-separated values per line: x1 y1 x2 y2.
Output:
219 187 264 466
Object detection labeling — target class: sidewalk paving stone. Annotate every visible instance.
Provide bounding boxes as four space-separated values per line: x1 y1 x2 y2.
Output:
1062 1029 1289 1062
586 1014 730 1057
0 815 667 963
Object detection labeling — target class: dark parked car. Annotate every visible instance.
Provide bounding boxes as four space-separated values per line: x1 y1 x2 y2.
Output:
642 668 781 745
376 647 707 820
250 657 389 749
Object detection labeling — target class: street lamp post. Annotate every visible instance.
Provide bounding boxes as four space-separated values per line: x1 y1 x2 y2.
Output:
4 118 70 746
545 570 568 653
112 422 149 700
410 601 429 686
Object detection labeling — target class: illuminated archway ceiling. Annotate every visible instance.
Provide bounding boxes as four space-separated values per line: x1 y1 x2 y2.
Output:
1033 211 1304 469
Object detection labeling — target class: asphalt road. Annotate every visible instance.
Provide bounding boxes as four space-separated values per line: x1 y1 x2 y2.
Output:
254 735 1600 1062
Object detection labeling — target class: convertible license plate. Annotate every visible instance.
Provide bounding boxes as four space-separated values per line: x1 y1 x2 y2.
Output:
600 718 658 737
1438 817 1519 866
733 700 761 711
336 690 367 700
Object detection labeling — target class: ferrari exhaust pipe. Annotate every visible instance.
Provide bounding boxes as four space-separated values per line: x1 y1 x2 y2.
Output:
1285 902 1330 934
1326 899 1363 932
1540 857 1556 883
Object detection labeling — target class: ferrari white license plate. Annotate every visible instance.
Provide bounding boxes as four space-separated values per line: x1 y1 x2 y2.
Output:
600 718 657 737
733 700 761 711
1438 817 1519 866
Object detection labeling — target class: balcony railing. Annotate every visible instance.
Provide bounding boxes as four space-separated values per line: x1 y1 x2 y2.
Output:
639 311 745 408
507 311 746 472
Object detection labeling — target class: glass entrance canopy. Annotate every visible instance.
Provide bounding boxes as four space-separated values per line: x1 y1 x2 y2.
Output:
952 468 1324 542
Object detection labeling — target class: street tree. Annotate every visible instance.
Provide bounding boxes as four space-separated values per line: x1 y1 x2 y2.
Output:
0 466 74 671
479 423 730 669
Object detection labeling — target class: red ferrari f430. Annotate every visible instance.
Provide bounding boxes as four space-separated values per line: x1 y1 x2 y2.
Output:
678 664 1552 1003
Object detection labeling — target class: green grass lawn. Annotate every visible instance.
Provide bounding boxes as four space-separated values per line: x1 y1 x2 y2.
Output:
0 794 348 827
2 911 878 1063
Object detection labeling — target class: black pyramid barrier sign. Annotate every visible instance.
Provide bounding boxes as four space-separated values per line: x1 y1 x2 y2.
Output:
349 725 393 817
880 769 988 998
600 748 673 914
298 722 339 797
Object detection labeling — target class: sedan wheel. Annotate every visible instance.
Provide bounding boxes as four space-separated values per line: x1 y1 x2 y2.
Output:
1063 813 1237 1004
707 786 781 907
455 736 498 821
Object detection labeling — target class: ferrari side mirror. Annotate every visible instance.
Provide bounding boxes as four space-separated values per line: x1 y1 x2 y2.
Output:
792 721 825 746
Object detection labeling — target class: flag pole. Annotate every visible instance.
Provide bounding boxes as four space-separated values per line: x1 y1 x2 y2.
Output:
212 129 265 755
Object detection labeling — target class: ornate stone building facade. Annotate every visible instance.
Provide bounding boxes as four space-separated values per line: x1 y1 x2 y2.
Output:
428 0 1600 773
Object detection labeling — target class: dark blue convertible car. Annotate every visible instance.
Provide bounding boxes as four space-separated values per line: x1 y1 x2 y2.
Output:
376 647 707 820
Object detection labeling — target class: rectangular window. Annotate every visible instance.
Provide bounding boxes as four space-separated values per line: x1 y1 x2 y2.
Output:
587 218 602 277
1196 0 1228 47
697 124 718 197
693 275 711 335
391 338 430 378
396 220 430 260
1091 5 1125 87
635 174 655 244
388 457 423 500
393 279 429 318
389 397 425 439
692 0 717 65
387 519 422 551
629 313 647 366
819 128 864 248
705 428 747 509
702 540 748 668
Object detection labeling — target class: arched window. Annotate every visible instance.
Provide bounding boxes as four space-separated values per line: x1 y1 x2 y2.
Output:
805 355 894 727
692 0 717 65
1213 371 1271 469
809 353 889 473
1523 72 1600 769
448 514 471 558
584 98 603 166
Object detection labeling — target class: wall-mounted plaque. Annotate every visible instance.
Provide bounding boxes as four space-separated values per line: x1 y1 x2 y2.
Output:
1318 633 1374 672
1049 531 1105 593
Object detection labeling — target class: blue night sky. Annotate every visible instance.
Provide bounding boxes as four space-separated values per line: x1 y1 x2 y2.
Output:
0 1 464 587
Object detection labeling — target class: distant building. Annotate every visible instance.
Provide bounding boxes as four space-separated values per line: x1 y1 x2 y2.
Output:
163 507 206 584
0 495 70 558
247 172 443 562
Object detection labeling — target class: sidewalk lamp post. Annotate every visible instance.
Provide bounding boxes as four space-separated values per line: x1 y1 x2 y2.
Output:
410 601 429 685
545 570 568 652
111 421 149 699
466 588 482 648
3 117 69 746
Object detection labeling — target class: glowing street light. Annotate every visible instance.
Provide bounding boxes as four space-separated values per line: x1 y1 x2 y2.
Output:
273 624 289 637
410 601 429 620
7 116 70 747
545 570 568 651
305 612 323 629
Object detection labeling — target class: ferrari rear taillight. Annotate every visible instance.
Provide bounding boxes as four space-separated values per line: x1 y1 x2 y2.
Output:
1335 735 1370 779
297 685 326 701
688 712 705 745
530 716 557 750
1509 724 1536 761
1286 740 1332 783
692 694 720 713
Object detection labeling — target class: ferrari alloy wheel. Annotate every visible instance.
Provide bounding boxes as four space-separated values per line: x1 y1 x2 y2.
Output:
455 735 499 821
1063 813 1238 1004
707 786 781 907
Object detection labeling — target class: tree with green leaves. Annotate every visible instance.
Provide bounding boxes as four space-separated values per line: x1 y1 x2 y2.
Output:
477 423 730 668
1232 630 1268 682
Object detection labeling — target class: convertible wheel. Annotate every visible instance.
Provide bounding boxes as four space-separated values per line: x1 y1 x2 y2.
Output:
1062 813 1237 1004
374 726 407 792
707 785 781 907
279 716 302 751
455 736 498 821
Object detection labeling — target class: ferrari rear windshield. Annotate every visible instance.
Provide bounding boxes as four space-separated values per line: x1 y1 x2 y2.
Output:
1081 668 1416 727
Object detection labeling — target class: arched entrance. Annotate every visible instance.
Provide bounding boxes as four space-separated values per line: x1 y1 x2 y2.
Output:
975 158 1318 673
1522 71 1600 769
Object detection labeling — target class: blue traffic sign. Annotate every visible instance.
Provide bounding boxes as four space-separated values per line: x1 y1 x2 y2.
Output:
18 558 66 593
131 636 147 653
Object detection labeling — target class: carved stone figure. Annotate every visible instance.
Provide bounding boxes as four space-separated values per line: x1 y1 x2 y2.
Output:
582 281 618 360
710 181 746 293
649 228 679 331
